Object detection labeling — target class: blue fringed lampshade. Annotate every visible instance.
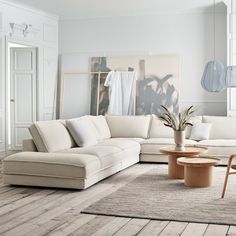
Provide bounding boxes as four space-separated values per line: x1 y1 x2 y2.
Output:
201 60 226 92
225 66 236 87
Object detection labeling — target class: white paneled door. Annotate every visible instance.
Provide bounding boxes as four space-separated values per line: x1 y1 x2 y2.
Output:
10 47 37 150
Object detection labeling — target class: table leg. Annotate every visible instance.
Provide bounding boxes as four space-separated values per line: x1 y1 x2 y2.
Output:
184 166 213 187
168 155 184 179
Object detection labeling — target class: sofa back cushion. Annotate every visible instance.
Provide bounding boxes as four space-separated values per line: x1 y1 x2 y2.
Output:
29 120 75 152
106 115 151 138
150 115 202 139
90 116 111 140
149 115 173 138
202 116 236 139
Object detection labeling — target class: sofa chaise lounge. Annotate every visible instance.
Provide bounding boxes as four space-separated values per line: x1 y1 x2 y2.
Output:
2 115 236 189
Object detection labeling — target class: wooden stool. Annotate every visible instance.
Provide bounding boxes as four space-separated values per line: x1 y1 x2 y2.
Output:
177 157 220 187
221 155 236 198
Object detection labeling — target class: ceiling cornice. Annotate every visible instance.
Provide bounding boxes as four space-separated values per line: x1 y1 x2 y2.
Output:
59 7 227 22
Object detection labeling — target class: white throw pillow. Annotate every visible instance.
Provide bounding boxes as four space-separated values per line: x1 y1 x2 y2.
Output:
190 123 212 141
66 119 98 147
185 116 202 139
90 116 111 140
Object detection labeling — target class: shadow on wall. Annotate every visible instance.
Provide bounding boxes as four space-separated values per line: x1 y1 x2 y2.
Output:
136 74 178 115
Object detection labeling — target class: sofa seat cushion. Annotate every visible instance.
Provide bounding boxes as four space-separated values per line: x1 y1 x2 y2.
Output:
198 140 236 156
97 138 141 150
29 120 75 153
141 138 197 154
59 146 124 168
106 115 151 138
2 152 100 179
123 138 145 144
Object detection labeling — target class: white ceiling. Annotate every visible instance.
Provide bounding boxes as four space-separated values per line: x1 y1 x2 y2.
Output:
8 0 225 19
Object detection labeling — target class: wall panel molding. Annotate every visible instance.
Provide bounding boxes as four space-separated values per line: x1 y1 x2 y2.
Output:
180 99 227 103
227 4 236 116
43 24 57 43
180 100 227 116
0 12 2 33
43 47 58 111
43 112 54 121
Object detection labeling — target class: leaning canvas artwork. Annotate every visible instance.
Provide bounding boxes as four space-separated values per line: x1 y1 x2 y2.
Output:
90 55 180 116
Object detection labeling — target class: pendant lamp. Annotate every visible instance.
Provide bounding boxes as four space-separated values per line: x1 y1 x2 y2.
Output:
201 60 226 92
201 0 226 92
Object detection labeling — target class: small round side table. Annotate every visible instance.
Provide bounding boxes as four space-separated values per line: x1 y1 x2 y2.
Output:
177 157 221 187
160 146 208 179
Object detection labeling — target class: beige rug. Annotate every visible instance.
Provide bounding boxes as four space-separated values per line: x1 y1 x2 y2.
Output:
82 166 236 225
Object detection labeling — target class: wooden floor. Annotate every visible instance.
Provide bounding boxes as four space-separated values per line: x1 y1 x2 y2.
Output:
0 162 235 236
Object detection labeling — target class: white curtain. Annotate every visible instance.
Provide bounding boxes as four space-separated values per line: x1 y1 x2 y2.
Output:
104 71 137 115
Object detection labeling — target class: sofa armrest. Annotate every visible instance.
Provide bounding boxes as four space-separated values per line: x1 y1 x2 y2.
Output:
22 139 38 152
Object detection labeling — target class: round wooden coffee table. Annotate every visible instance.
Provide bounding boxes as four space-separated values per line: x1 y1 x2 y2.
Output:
177 157 221 187
160 146 208 179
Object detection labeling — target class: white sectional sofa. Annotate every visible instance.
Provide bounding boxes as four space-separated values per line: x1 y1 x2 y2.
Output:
2 115 236 189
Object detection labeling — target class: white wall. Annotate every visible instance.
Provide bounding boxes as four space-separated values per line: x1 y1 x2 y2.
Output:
59 7 227 117
227 2 236 116
0 0 58 152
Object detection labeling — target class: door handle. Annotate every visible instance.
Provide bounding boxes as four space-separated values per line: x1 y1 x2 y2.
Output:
10 99 15 102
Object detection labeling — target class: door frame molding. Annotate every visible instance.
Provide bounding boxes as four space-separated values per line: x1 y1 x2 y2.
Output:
5 36 39 152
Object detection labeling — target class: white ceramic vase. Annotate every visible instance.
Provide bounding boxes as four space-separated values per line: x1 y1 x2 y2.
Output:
174 130 185 151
